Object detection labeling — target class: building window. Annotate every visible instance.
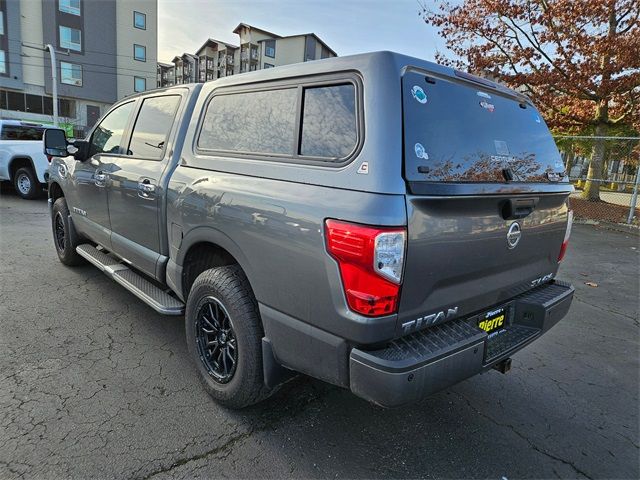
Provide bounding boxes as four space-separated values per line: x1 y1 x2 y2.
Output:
58 98 75 117
0 50 6 75
59 0 81 16
25 94 44 114
304 36 317 61
263 63 274 69
133 11 146 29
264 39 276 58
134 44 146 62
7 91 25 111
134 77 146 92
59 26 81 51
0 11 4 35
60 62 82 86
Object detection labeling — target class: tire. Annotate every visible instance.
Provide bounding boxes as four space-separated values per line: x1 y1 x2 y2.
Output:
185 265 269 408
13 166 40 199
51 197 84 266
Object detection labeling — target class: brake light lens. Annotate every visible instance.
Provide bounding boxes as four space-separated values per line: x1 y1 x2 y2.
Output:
325 219 406 317
557 210 573 262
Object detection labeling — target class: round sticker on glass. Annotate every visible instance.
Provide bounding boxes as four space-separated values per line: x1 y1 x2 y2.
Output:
411 85 428 104
414 143 429 160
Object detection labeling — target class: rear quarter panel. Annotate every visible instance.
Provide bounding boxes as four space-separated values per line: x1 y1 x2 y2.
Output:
0 142 49 182
168 168 407 341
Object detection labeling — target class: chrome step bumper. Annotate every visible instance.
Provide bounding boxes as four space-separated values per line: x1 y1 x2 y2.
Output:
76 244 184 315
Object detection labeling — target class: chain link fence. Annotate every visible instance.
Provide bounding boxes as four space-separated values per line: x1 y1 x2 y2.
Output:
555 135 639 226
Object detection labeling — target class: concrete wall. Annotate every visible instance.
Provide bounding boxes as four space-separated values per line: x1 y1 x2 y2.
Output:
115 0 157 98
18 0 44 87
271 36 304 67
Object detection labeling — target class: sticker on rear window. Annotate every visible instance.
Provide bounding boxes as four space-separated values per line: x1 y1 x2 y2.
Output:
477 91 491 99
534 114 541 123
414 143 429 159
480 101 495 112
494 140 509 156
411 85 428 104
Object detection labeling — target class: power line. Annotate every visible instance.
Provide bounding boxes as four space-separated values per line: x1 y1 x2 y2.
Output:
2 58 156 80
6 33 158 61
18 51 157 76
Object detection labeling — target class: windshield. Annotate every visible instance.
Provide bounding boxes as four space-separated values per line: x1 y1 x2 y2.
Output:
402 69 565 183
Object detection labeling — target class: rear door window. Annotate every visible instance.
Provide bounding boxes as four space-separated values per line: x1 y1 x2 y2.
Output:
402 70 564 183
127 95 181 159
1 125 46 140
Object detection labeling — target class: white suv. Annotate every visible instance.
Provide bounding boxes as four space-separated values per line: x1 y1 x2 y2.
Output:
0 120 50 199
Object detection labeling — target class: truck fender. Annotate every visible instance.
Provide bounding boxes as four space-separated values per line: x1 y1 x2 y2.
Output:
174 225 258 298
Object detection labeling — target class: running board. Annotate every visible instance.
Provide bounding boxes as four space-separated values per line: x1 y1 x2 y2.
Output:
76 244 184 315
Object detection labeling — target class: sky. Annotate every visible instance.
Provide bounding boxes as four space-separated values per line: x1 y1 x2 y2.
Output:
157 0 447 63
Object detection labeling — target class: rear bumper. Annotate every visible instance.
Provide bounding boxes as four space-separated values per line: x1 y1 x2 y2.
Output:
349 280 574 407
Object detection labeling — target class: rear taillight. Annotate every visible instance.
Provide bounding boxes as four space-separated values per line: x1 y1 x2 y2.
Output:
325 219 406 317
557 210 573 262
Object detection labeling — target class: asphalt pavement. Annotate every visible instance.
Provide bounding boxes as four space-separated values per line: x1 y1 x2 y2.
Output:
1 187 638 479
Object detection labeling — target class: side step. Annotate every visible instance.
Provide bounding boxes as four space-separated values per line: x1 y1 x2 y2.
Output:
76 244 184 315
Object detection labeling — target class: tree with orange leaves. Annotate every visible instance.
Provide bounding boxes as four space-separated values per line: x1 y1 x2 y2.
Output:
422 0 639 200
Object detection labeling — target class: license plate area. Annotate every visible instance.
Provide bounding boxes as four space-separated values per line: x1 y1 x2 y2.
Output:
478 306 509 337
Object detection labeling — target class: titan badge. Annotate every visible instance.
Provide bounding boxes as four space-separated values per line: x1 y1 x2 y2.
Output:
401 307 459 334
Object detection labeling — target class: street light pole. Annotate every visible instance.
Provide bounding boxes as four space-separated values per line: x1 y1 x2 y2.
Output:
44 44 58 127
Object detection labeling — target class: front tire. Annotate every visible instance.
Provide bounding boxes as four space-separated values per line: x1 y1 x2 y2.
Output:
51 197 84 266
185 265 269 408
13 167 40 199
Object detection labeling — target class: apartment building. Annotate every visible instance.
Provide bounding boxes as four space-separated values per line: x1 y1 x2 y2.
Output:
158 23 336 88
157 61 173 87
0 0 157 137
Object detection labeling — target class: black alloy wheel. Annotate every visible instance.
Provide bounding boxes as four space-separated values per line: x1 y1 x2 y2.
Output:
54 212 66 251
195 297 238 383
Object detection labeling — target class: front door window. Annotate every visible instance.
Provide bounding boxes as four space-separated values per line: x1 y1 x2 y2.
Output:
89 102 135 156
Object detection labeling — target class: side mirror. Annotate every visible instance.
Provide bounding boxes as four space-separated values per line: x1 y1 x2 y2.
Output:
71 140 90 161
43 128 69 157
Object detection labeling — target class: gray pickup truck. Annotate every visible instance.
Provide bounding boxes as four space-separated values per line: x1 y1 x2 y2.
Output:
44 51 574 408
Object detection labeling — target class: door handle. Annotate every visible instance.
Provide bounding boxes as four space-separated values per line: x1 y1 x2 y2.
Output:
138 179 156 199
501 198 539 220
94 172 108 187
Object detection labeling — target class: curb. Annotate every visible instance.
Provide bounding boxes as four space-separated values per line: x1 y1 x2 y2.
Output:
574 218 640 236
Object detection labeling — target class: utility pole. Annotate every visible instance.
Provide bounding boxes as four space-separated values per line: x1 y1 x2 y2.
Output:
44 44 58 127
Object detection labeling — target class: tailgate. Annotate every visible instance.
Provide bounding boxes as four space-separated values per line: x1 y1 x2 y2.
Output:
398 67 572 335
398 193 570 334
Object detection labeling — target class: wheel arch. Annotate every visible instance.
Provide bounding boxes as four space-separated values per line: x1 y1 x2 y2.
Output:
49 181 64 201
8 156 35 179
178 227 256 302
